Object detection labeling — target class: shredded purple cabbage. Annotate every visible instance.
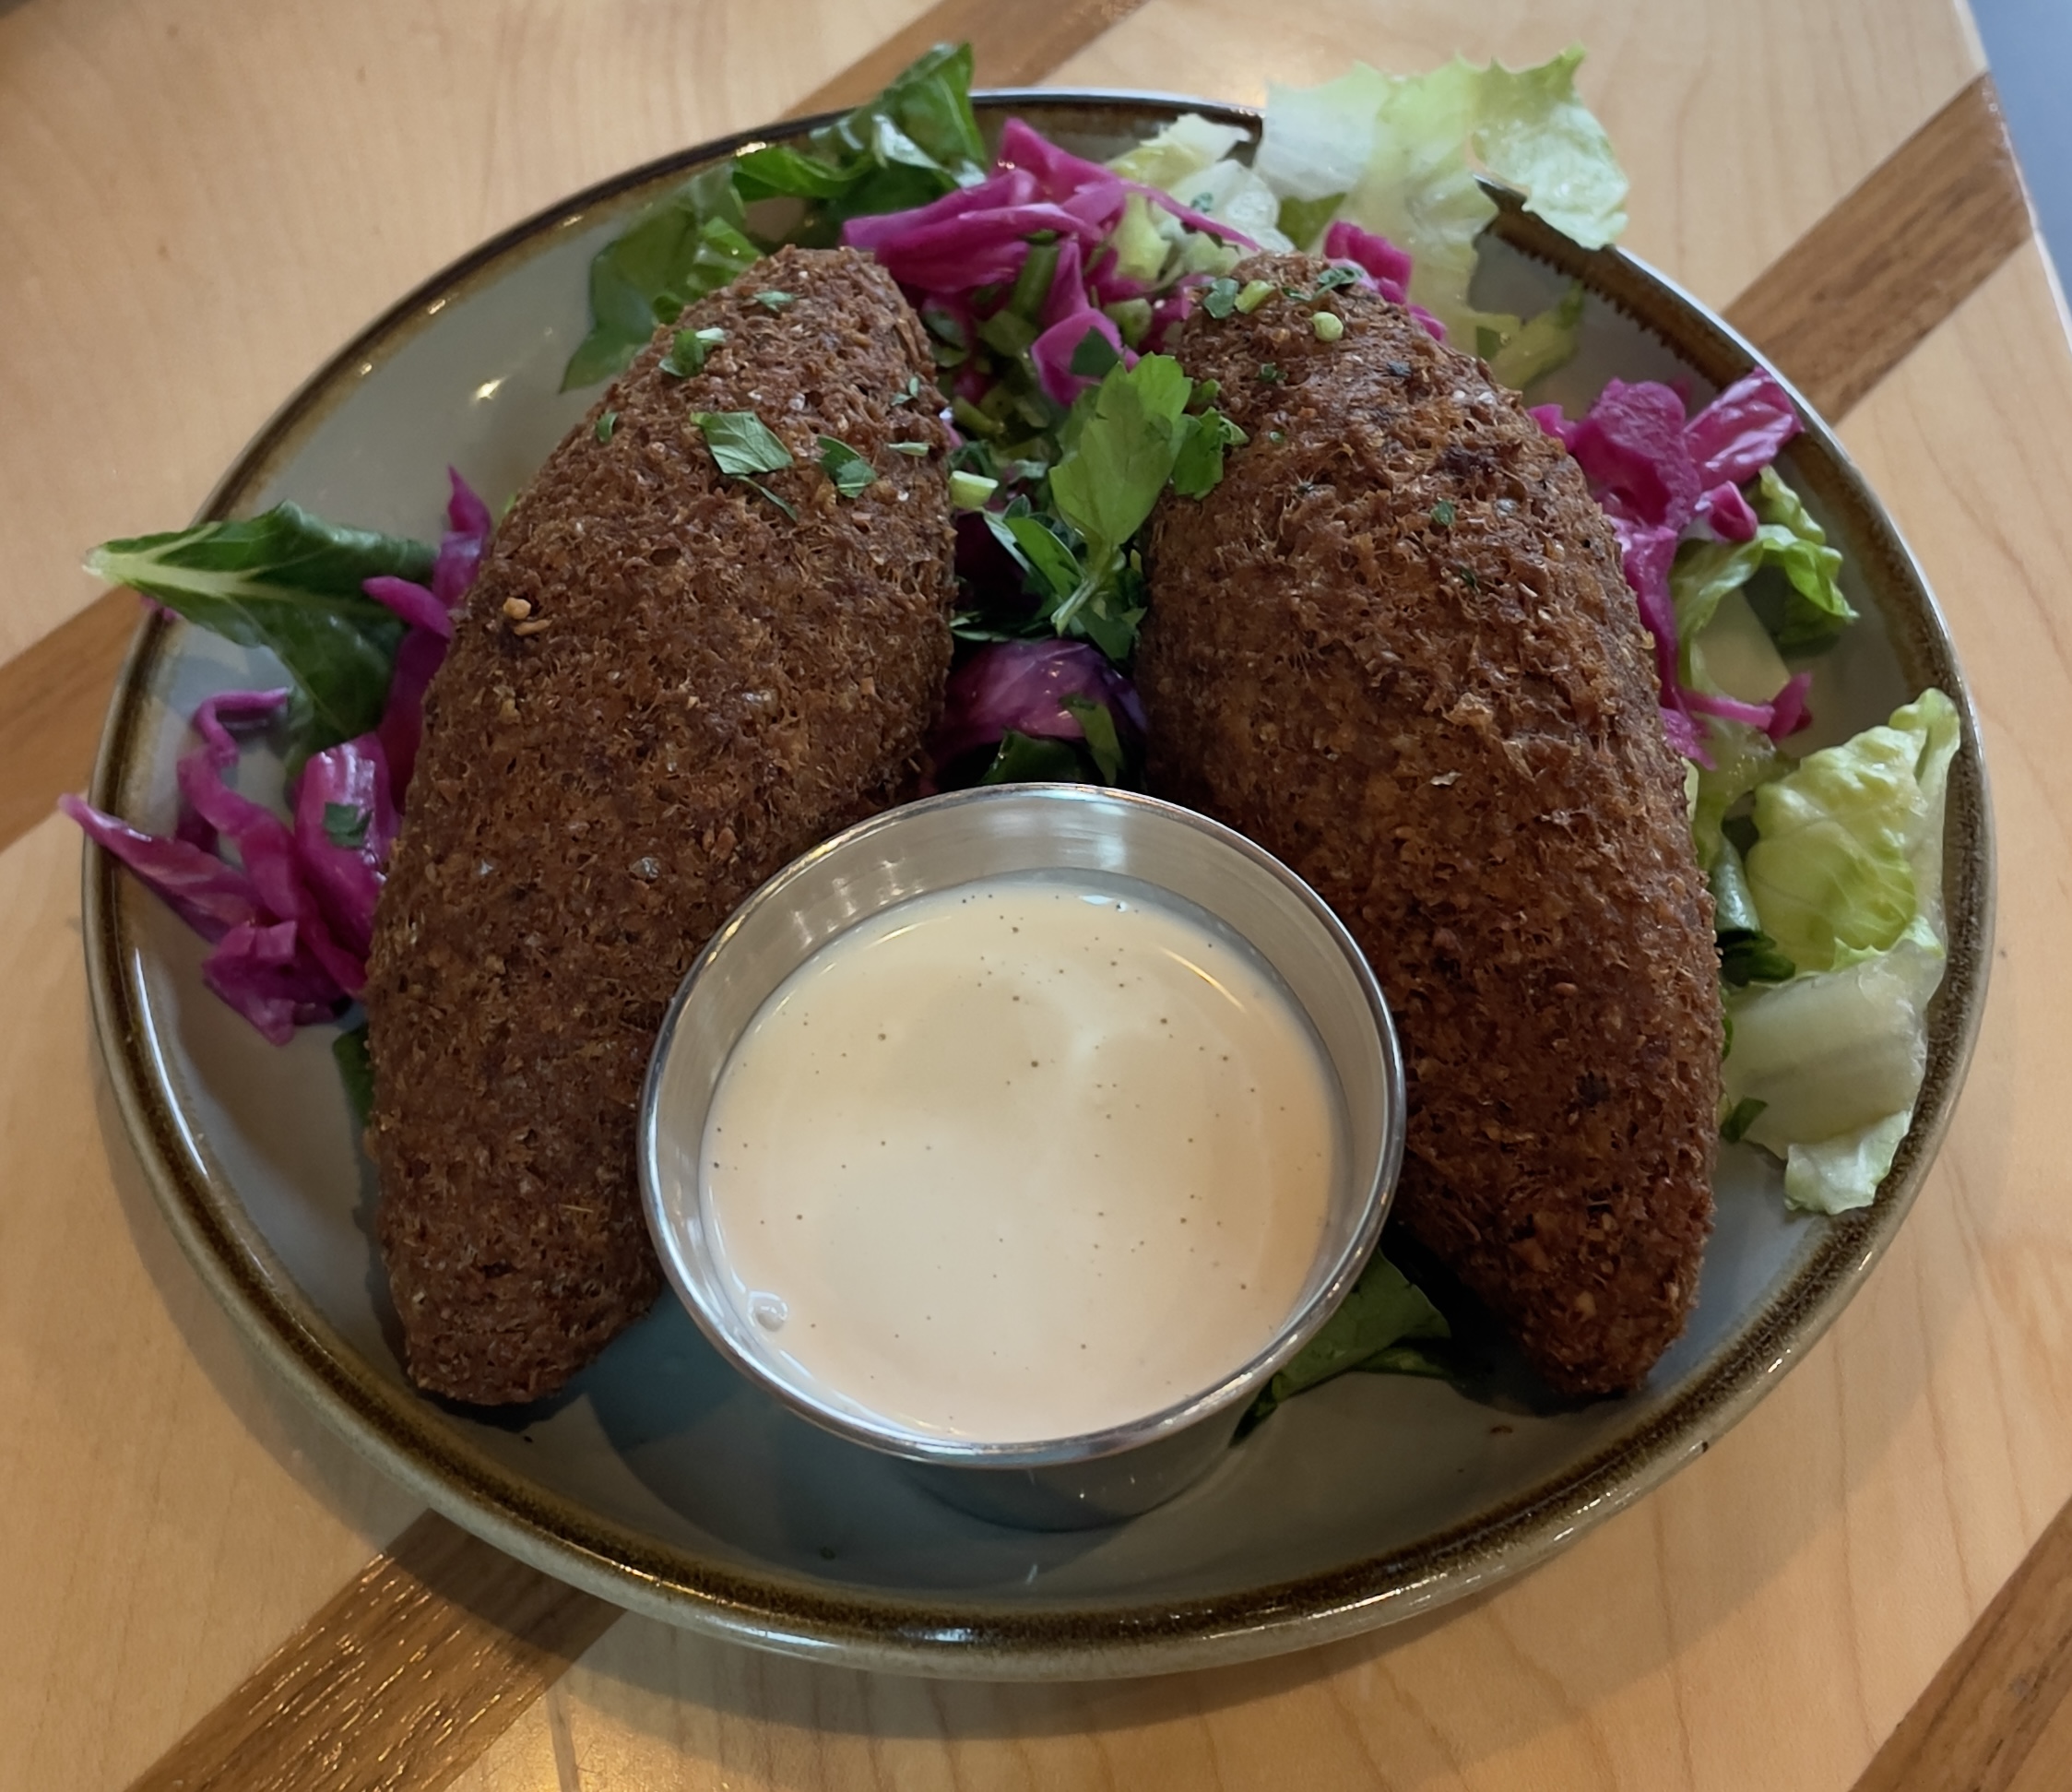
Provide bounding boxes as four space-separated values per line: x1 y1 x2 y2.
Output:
65 470 493 1042
1535 369 1802 756
928 640 1146 779
843 115 1258 409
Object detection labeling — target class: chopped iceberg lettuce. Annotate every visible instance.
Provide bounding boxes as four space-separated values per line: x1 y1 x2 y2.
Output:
1745 691 1959 973
1109 113 1291 253
1723 691 1961 1212
1255 50 1627 352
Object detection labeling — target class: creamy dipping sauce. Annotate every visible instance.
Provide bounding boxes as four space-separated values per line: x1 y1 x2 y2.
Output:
697 873 1340 1443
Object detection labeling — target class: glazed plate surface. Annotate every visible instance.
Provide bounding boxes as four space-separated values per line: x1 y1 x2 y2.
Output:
81 93 1993 1679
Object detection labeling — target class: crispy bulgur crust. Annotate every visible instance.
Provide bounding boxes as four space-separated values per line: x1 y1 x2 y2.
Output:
1138 255 1720 1395
363 247 956 1405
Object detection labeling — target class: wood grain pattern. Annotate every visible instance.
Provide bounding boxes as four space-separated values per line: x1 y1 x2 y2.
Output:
0 813 422 1791
1852 1491 2072 1792
129 1512 618 1792
1726 75 2033 420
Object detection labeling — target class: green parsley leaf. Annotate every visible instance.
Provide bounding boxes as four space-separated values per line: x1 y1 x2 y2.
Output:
1067 326 1123 379
1721 1098 1769 1145
692 410 795 477
659 326 727 378
1060 694 1125 783
981 730 1083 785
815 435 875 498
1313 265 1361 293
1169 408 1246 501
889 374 926 408
742 479 798 521
983 510 1081 603
947 470 998 510
594 409 619 444
321 801 371 850
753 289 796 311
1202 277 1242 319
1258 362 1284 384
1048 354 1193 557
1244 1254 1450 1427
1429 500 1457 528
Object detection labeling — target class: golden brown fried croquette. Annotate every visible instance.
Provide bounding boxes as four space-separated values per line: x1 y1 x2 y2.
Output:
1138 255 1720 1395
364 246 956 1406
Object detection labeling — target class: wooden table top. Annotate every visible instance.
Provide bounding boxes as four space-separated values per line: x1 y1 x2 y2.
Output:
6 1 2071 1786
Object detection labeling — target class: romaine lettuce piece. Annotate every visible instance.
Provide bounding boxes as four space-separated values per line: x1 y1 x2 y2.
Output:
1723 690 1961 1212
1745 690 1960 973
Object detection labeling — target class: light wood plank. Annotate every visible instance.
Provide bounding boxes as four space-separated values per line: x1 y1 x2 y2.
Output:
0 812 422 1791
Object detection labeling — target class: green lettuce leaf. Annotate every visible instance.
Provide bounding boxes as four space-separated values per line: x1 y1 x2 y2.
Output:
562 162 761 390
1486 279 1585 389
1723 690 1962 1213
1745 689 1960 973
1245 1254 1450 1425
1750 466 1856 652
1257 50 1628 349
1465 48 1628 248
87 504 430 755
562 45 985 389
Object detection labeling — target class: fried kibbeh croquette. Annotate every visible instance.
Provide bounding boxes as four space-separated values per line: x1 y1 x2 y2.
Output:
363 247 957 1406
1137 255 1720 1396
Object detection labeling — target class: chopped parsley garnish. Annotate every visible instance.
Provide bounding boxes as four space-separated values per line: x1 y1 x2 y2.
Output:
1068 326 1123 379
692 410 793 476
594 409 619 443
660 326 727 378
692 410 797 517
322 802 371 850
1313 266 1361 293
1453 563 1481 590
1430 500 1457 527
1202 277 1242 319
1258 362 1284 384
752 289 796 310
890 374 926 408
948 470 999 510
815 436 875 498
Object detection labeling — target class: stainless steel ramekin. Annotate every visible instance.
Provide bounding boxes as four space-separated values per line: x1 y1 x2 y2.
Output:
638 785 1404 1529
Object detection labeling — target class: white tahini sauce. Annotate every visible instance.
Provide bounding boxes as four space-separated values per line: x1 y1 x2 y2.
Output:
697 874 1340 1443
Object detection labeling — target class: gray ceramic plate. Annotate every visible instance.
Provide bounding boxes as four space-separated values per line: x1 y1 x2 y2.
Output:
80 93 1993 1680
